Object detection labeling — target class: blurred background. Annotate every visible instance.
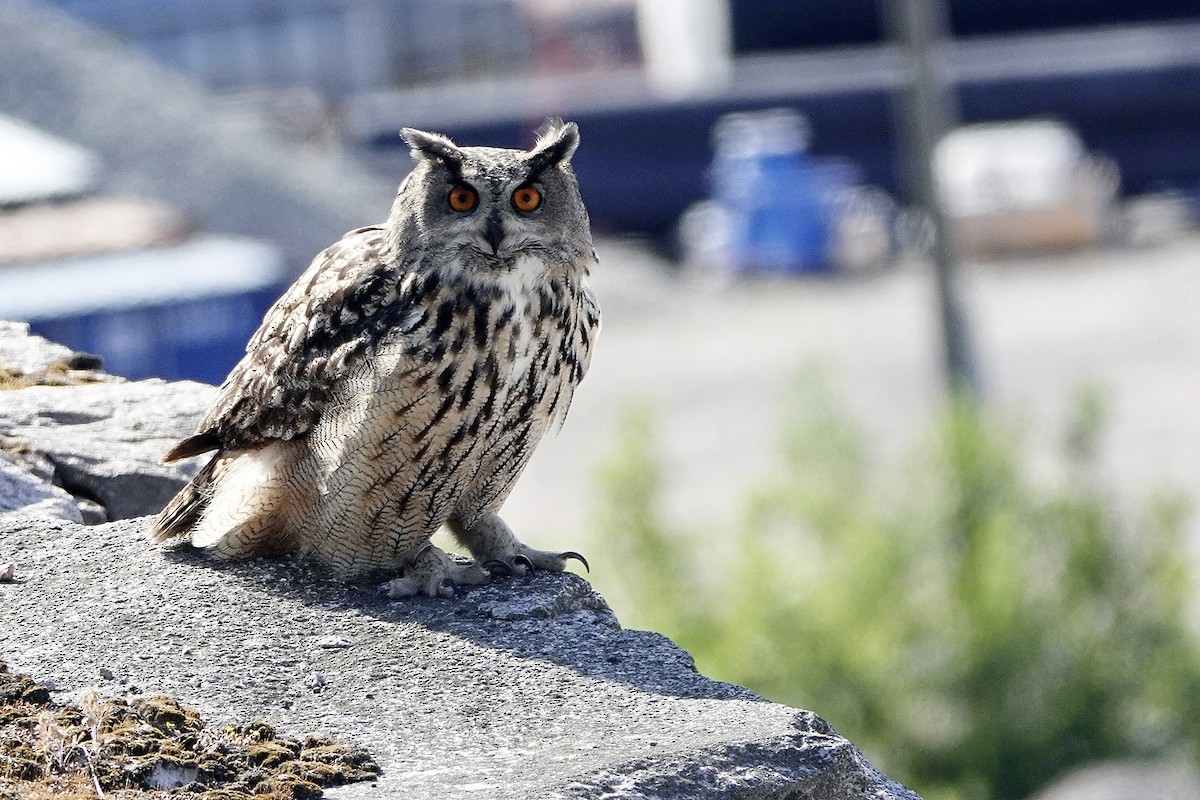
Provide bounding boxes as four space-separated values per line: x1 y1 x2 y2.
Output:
1 1 1199 798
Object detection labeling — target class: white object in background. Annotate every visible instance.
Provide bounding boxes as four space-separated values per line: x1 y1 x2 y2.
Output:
828 186 897 273
636 0 732 98
677 200 734 279
1122 192 1197 247
936 120 1086 215
713 108 810 159
0 115 99 205
934 120 1119 256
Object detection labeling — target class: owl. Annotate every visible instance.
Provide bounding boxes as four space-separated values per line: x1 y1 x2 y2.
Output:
150 121 601 598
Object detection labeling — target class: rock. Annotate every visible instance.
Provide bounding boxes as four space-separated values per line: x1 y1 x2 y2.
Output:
0 450 83 523
0 321 81 375
315 637 352 650
0 323 211 522
0 321 921 799
0 516 919 800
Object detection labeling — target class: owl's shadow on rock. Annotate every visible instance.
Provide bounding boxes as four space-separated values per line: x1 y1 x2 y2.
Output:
159 544 756 703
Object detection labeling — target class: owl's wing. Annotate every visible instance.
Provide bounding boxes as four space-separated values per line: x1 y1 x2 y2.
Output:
164 226 415 462
549 278 602 433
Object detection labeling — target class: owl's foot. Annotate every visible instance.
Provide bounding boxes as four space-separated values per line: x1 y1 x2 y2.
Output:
450 512 588 577
483 548 588 577
379 543 490 599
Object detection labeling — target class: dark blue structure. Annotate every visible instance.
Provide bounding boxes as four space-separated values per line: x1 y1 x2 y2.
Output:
0 237 285 384
365 55 1200 241
43 0 1200 241
730 0 1200 51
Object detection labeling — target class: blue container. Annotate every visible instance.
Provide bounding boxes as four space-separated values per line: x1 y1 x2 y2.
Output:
0 236 286 383
711 109 854 274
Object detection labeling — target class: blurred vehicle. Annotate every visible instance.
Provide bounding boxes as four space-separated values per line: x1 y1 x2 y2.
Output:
0 114 98 206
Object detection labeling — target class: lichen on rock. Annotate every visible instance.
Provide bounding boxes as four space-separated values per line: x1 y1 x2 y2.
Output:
0 661 380 799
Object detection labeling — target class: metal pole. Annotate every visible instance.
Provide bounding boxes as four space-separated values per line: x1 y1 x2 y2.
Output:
886 0 980 397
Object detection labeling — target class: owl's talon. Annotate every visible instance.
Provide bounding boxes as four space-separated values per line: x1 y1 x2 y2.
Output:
560 551 590 573
452 512 592 578
381 544 490 598
482 559 513 577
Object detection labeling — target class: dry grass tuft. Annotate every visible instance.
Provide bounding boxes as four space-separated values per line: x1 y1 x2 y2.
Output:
0 355 112 391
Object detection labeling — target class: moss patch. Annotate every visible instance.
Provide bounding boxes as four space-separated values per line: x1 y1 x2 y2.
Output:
0 662 379 799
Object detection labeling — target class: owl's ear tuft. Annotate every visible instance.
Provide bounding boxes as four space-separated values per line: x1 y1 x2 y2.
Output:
401 128 462 164
528 119 580 172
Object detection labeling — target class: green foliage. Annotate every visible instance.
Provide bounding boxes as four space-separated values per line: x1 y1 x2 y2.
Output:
591 375 1200 800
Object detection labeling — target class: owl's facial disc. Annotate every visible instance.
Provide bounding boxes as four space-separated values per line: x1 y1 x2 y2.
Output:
453 180 547 264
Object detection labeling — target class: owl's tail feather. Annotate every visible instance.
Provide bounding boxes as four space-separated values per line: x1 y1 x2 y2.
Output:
162 431 221 464
150 455 218 542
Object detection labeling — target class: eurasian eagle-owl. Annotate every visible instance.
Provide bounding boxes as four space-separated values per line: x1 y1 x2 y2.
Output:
151 121 600 598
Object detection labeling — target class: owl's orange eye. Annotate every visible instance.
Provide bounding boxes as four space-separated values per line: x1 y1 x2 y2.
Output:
448 185 478 213
511 185 542 213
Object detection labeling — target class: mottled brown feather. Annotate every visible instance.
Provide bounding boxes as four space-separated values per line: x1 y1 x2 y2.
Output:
192 226 405 451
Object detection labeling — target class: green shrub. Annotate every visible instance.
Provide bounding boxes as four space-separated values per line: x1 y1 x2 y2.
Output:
591 374 1199 800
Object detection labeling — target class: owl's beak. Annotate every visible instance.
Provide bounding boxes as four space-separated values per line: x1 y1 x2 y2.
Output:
484 213 505 255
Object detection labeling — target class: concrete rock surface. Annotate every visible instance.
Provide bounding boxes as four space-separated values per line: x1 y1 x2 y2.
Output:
0 320 82 374
0 322 920 800
0 378 212 520
0 518 919 800
0 450 82 522
0 322 211 523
